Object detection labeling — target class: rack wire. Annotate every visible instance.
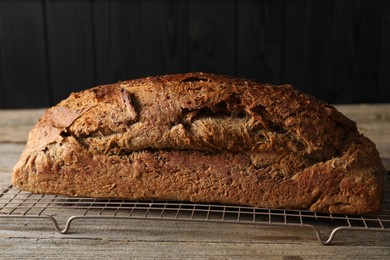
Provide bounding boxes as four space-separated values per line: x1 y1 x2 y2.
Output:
1 173 389 245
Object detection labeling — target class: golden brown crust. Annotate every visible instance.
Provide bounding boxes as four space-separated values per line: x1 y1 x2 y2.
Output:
12 72 384 214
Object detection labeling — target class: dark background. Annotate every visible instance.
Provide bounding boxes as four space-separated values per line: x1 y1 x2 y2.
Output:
0 0 389 108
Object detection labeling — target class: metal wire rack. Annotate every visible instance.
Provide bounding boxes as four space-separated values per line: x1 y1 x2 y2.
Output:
1 173 389 245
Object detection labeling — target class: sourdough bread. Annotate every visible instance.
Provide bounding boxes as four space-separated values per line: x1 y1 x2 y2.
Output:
12 73 384 214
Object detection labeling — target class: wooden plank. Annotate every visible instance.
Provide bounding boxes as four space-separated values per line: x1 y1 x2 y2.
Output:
188 0 235 75
0 109 44 191
93 0 189 84
330 0 383 104
327 0 355 103
236 0 284 83
282 0 315 95
0 200 389 257
0 0 50 108
282 0 385 104
282 0 335 102
0 0 389 108
138 0 189 76
351 0 383 103
44 0 96 104
378 0 390 103
310 0 334 102
0 109 45 143
0 144 24 191
93 1 143 84
0 217 389 257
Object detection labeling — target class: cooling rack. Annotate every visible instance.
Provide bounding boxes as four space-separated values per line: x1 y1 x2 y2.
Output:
1 173 389 245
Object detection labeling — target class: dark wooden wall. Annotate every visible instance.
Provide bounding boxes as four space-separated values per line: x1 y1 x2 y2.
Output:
0 0 389 108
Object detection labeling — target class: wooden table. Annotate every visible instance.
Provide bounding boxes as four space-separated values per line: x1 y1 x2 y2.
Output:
1 105 389 258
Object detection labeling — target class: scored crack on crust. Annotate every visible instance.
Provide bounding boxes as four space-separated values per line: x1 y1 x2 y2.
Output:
12 72 385 214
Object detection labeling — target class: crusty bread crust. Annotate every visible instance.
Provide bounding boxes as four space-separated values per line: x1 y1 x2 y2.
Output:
12 72 384 214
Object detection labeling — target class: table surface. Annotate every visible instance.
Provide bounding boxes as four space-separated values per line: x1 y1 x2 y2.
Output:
0 105 389 259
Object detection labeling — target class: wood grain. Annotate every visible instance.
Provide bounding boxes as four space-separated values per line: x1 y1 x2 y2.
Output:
0 1 389 108
93 0 189 85
378 0 390 103
236 1 284 84
0 0 50 108
188 0 236 74
330 0 383 103
0 217 389 258
44 0 96 104
93 1 146 83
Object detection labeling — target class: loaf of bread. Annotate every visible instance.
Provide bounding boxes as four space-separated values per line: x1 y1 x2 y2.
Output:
12 72 384 214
